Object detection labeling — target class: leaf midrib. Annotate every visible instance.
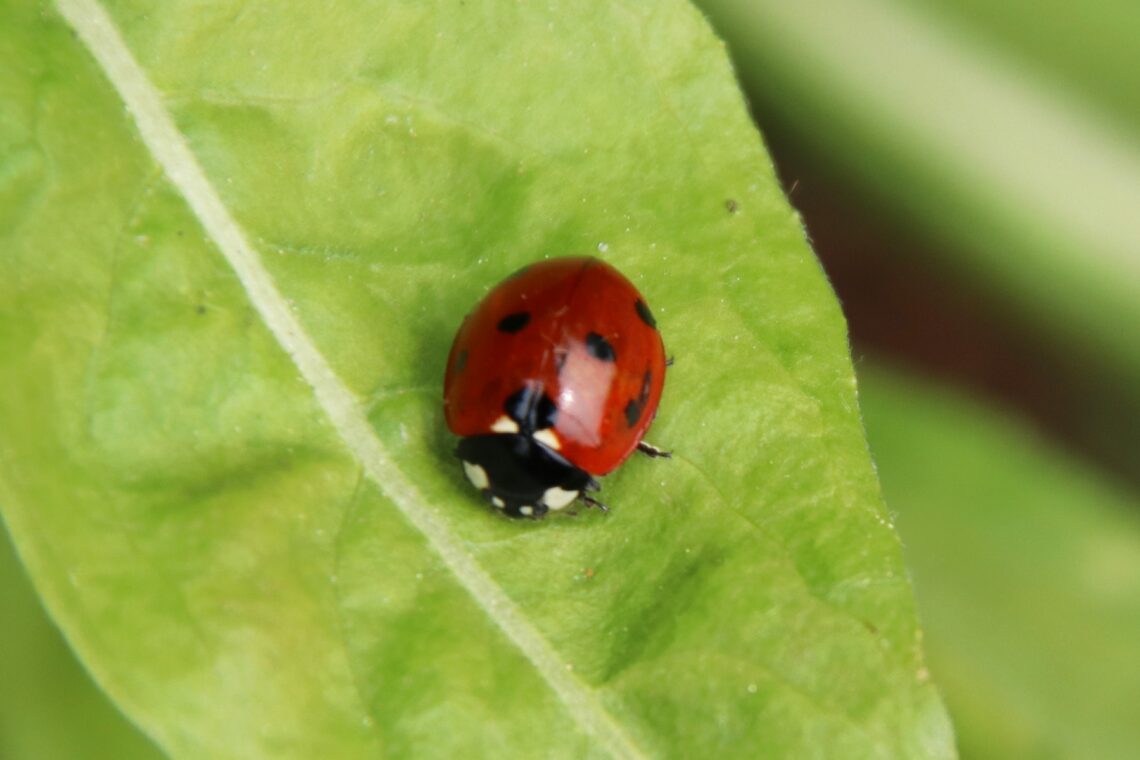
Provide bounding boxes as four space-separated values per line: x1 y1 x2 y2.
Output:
54 1 646 757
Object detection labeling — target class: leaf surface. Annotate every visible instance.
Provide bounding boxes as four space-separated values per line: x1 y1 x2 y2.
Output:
0 528 164 760
0 1 952 756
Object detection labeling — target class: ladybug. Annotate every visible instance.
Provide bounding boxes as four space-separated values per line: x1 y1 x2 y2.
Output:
443 257 669 518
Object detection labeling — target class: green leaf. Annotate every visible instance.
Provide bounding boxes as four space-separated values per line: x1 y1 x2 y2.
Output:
0 1 952 757
860 365 1140 759
0 527 164 760
696 0 1140 383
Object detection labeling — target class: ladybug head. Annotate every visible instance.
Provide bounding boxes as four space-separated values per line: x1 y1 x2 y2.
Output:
456 434 597 518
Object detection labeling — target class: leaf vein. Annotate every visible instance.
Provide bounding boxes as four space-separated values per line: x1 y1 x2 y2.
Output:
55 1 646 757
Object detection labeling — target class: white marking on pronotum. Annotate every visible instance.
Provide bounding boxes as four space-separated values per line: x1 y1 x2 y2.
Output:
54 3 646 757
518 505 534 517
533 428 561 450
463 461 489 491
543 486 579 511
490 415 519 434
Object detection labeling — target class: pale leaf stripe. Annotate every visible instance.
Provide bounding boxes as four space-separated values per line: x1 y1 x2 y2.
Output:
54 1 645 757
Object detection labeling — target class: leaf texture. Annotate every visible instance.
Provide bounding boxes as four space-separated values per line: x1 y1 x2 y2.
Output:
0 1 953 757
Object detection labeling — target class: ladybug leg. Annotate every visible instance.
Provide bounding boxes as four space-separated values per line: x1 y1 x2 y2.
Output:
665 356 675 367
637 440 672 459
579 493 609 513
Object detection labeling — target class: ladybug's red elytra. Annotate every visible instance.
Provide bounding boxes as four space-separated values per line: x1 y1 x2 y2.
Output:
443 257 669 518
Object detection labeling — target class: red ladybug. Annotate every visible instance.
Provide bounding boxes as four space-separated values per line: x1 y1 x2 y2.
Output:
443 257 669 518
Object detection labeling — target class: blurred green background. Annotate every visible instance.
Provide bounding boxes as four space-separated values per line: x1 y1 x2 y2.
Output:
4 1 1140 757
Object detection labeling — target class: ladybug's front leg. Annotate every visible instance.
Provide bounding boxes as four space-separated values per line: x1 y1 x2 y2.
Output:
636 440 672 459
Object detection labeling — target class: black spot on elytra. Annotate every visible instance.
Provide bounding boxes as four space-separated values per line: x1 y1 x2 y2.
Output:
625 370 653 428
624 399 642 427
497 312 530 333
454 349 468 373
504 385 558 431
634 299 657 329
586 332 615 362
